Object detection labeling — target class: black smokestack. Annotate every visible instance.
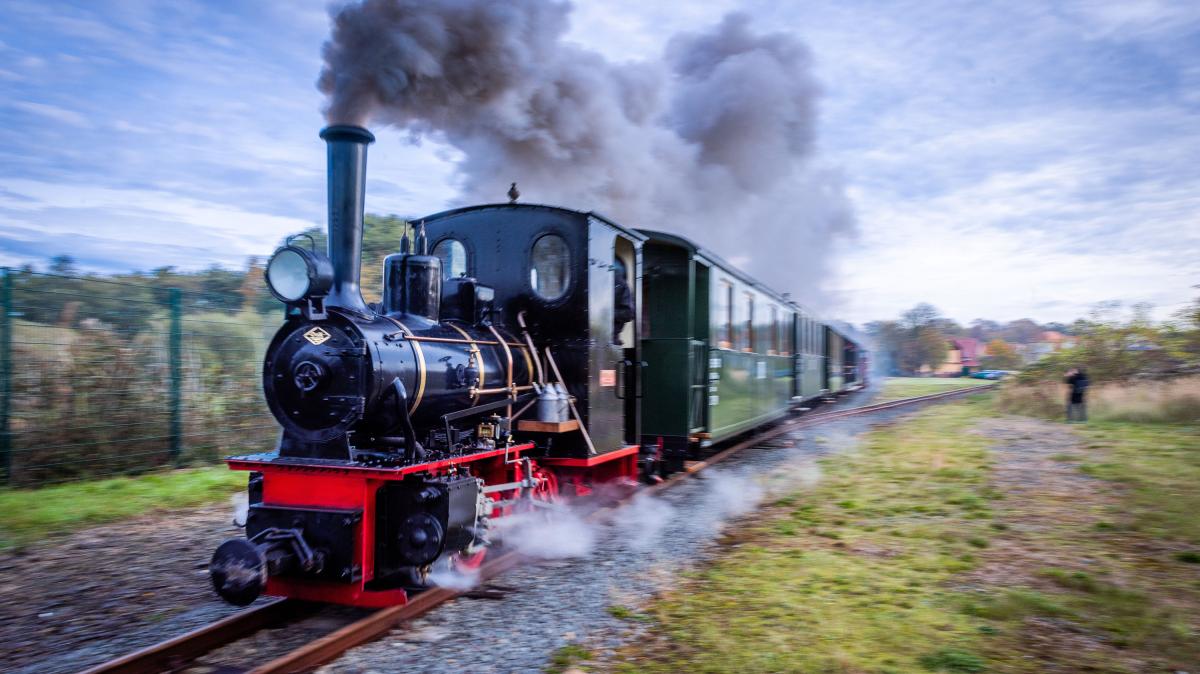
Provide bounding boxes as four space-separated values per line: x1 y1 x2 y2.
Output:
319 124 375 313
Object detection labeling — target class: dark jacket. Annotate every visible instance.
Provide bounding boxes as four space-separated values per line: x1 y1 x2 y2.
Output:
1065 372 1089 403
613 275 634 340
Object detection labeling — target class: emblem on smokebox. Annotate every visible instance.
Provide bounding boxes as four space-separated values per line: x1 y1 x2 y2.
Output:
303 327 332 346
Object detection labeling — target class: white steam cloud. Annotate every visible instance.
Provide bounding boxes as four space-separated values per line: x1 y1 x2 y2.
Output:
231 491 248 528
427 564 481 590
492 509 596 559
615 492 676 551
761 456 823 497
318 0 855 301
700 470 765 530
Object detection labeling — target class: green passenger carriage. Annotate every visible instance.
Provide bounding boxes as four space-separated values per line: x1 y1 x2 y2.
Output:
635 231 858 472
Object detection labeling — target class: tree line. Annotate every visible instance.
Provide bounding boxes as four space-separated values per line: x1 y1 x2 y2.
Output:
865 298 1200 381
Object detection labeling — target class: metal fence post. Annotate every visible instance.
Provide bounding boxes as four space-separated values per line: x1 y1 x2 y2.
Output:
168 288 183 464
1 268 11 482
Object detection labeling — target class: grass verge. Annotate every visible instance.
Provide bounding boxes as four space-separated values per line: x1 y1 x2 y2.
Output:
875 376 991 402
1076 420 1200 543
617 396 998 673
0 466 245 551
614 396 1200 673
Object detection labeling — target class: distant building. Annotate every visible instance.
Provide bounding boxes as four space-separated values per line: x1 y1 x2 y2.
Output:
1017 331 1077 364
1040 331 1077 349
932 337 983 376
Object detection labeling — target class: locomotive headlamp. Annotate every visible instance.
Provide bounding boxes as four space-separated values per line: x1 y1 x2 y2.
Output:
266 239 333 303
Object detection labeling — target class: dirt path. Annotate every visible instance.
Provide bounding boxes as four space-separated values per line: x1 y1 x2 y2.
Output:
0 501 256 674
968 416 1113 589
968 416 1165 673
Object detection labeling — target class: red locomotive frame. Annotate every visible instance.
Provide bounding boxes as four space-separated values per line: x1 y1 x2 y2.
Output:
227 443 638 607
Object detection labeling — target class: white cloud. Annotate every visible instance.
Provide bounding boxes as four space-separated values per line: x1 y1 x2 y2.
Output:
0 179 319 269
9 101 92 128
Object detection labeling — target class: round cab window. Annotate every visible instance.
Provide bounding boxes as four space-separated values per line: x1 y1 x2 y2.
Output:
432 239 467 280
530 234 569 301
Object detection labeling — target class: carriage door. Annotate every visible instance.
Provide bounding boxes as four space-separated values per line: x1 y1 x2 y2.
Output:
615 236 639 446
587 221 640 451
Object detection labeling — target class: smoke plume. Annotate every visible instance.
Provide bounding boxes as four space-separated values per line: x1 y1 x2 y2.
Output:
319 0 855 300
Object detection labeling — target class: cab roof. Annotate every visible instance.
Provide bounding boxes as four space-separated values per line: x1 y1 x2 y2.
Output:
418 202 647 242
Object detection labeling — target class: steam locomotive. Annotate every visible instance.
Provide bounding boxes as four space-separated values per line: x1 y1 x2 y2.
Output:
209 126 867 608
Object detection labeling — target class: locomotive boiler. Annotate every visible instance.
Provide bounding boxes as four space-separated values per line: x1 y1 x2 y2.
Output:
262 126 535 463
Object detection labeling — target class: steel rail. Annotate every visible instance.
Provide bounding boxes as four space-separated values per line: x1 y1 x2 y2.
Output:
77 598 311 674
83 382 996 674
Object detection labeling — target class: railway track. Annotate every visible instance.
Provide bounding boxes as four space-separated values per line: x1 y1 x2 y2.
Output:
81 383 995 674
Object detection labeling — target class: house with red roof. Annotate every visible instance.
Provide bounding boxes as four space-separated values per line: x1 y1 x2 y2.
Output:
932 337 983 376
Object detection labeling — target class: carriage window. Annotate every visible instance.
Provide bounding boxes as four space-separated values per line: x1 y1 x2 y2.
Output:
432 238 467 280
744 293 755 352
530 234 569 301
769 306 779 355
778 310 788 355
719 280 734 349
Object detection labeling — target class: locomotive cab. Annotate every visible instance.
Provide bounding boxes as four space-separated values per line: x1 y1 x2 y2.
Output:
419 204 647 463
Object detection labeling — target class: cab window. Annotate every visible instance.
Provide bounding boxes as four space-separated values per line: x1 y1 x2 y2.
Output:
432 238 467 280
530 234 569 300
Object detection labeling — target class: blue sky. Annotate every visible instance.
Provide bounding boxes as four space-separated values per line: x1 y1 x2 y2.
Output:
1 0 1198 325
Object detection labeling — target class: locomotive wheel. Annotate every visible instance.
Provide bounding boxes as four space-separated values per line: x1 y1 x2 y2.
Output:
507 467 560 515
423 547 486 588
451 547 487 572
529 467 560 504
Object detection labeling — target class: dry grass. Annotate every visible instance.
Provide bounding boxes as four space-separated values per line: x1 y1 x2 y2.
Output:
996 376 1200 423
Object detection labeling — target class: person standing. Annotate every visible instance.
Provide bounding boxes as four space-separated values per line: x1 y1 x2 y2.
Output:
1064 367 1089 422
612 257 634 345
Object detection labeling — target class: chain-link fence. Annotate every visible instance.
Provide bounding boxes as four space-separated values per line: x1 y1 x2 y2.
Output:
0 268 279 486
